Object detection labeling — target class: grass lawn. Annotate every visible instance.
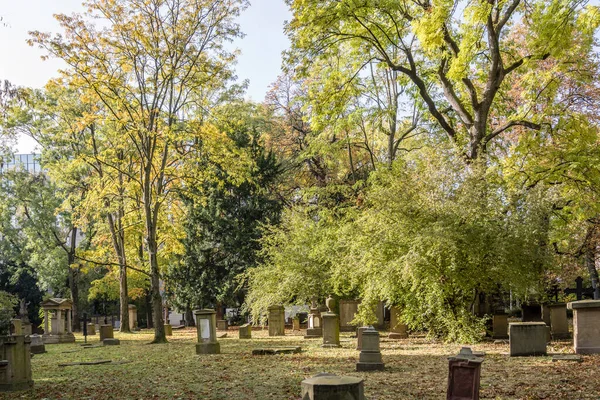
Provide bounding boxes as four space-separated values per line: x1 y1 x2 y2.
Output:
2 328 598 399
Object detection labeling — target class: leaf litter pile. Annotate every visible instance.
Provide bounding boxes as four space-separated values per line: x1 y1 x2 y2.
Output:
3 329 598 399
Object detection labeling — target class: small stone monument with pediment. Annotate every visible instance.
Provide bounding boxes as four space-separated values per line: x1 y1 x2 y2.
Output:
194 309 220 354
40 298 75 344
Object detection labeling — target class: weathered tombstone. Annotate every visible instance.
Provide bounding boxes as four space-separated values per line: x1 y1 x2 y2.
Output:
301 373 365 400
128 305 138 330
17 300 32 336
491 313 508 339
217 320 228 331
356 327 384 371
103 338 120 345
99 324 114 341
164 324 173 336
0 335 34 392
40 298 76 344
541 304 551 326
338 300 359 332
268 305 285 336
388 306 408 339
305 302 324 339
29 334 45 354
521 304 542 322
87 323 96 336
356 326 369 350
567 300 600 354
321 312 340 348
447 347 483 400
292 316 300 331
548 303 570 339
194 309 220 354
239 323 252 339
509 322 547 356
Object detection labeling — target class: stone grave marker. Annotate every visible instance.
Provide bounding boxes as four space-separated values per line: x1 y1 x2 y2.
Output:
548 303 570 339
268 305 285 336
447 347 484 400
194 309 220 354
301 373 365 400
356 327 384 371
509 322 547 356
568 299 600 354
239 323 252 339
0 335 34 392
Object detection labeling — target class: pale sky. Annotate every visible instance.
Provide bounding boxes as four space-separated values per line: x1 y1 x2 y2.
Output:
0 0 292 153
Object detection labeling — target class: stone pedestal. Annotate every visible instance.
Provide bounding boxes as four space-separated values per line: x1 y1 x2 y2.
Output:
0 336 34 392
305 306 324 339
509 322 547 356
548 303 569 339
388 307 408 339
492 314 508 339
217 320 228 331
568 300 600 354
99 325 114 341
87 323 96 336
447 348 483 400
29 335 46 354
128 305 138 330
356 327 384 371
268 305 285 336
301 373 365 400
239 324 252 339
164 324 173 336
321 312 340 348
194 309 220 355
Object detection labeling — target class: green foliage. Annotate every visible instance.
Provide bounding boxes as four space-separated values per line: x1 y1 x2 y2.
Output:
0 290 17 335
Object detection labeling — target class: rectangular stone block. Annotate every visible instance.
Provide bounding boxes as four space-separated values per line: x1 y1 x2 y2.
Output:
548 303 569 339
217 320 228 331
568 300 600 354
239 324 252 339
492 314 508 339
99 325 114 341
268 305 285 336
509 322 547 356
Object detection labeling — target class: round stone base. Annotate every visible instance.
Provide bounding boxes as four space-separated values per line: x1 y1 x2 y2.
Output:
196 342 220 354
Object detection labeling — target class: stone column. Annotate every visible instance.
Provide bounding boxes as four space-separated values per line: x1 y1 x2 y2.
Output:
568 300 600 354
44 310 49 334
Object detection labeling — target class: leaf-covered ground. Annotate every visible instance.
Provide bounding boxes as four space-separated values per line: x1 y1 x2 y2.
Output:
2 328 597 399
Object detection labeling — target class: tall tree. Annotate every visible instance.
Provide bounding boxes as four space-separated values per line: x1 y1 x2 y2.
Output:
30 0 248 342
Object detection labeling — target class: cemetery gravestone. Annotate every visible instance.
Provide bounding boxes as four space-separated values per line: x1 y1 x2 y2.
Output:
99 325 114 341
305 303 324 339
567 300 600 354
321 312 340 348
29 335 46 354
293 316 300 331
548 303 570 339
128 305 138 330
339 300 359 332
521 304 542 322
388 307 408 339
164 324 173 336
87 323 96 336
217 320 228 331
509 322 547 356
0 335 33 392
41 298 76 344
356 326 369 350
239 324 252 339
268 305 285 337
301 373 365 400
194 309 220 354
492 314 508 339
356 327 384 371
447 347 484 400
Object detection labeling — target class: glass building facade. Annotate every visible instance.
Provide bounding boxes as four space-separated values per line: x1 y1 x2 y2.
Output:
0 153 42 173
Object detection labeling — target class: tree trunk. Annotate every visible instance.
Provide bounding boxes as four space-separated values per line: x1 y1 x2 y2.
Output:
145 290 153 328
148 228 166 343
68 227 80 331
119 264 130 332
185 307 195 327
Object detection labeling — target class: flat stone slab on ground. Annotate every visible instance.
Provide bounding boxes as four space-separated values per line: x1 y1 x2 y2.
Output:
552 354 583 362
172 325 186 330
217 333 227 338
103 338 121 345
59 360 112 367
252 347 301 355
61 349 80 353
